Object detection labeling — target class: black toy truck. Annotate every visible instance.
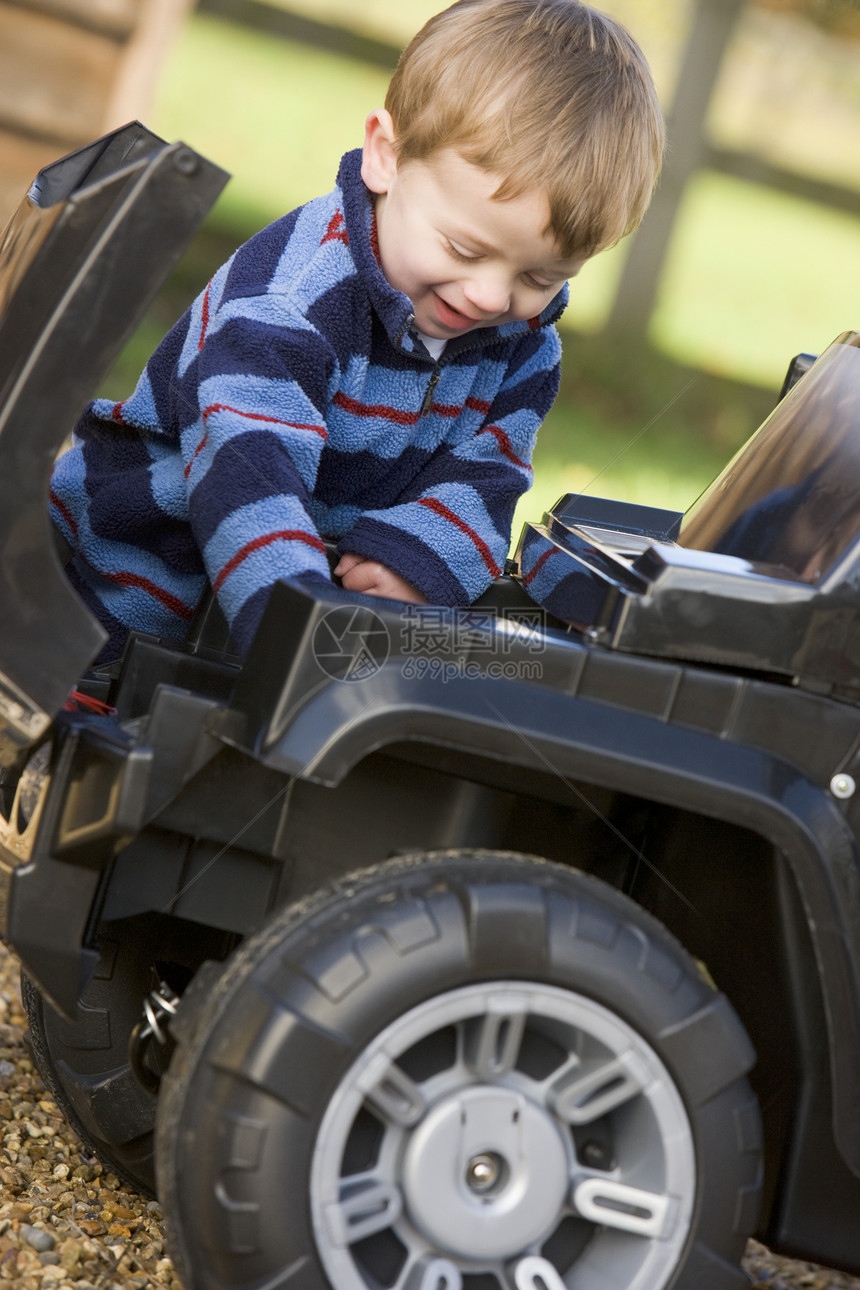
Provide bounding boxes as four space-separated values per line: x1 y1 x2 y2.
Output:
1 124 860 1290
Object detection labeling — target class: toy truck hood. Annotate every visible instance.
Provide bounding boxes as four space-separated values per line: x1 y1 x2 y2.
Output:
0 124 227 766
516 332 860 699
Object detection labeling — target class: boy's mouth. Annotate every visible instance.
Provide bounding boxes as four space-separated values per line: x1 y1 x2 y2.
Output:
433 293 482 331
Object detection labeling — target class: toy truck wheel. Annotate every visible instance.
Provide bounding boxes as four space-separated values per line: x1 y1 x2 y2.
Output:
22 930 161 1196
156 852 763 1290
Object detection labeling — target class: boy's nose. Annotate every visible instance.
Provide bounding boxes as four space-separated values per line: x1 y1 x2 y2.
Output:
463 275 512 318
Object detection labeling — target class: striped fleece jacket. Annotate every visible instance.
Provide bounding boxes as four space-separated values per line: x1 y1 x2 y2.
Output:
50 149 568 658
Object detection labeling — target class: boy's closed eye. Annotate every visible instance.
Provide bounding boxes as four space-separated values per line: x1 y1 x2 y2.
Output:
523 274 560 292
443 239 575 293
445 239 482 263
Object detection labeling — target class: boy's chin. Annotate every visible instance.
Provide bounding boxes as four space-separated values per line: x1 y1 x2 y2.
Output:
413 320 453 341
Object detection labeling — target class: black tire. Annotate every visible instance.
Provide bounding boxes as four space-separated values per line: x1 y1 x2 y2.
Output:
157 852 763 1290
23 930 161 1196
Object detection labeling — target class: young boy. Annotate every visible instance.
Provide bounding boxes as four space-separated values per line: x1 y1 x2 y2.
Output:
50 0 664 659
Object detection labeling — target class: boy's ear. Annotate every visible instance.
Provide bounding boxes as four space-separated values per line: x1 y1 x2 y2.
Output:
361 109 398 194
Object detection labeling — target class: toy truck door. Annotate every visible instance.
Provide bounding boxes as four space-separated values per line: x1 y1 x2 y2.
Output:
0 122 227 765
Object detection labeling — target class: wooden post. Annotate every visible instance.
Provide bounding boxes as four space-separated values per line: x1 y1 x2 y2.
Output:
104 0 196 130
0 0 193 227
605 0 745 334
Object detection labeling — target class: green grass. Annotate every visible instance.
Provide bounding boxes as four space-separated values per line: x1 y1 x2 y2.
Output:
514 339 774 534
97 8 859 523
557 177 860 391
651 172 860 386
153 14 389 227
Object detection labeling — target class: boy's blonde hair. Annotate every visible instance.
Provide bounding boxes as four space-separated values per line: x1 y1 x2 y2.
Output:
385 0 665 257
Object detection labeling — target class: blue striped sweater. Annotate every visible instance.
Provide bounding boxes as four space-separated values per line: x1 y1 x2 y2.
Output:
51 149 567 657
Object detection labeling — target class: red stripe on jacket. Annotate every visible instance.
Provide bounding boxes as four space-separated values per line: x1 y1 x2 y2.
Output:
333 390 421 426
416 497 501 579
57 511 197 620
183 407 327 479
200 404 328 436
333 392 491 426
49 489 78 538
478 425 532 472
198 280 212 350
321 210 349 247
185 408 327 479
100 567 197 620
184 433 208 479
213 529 327 594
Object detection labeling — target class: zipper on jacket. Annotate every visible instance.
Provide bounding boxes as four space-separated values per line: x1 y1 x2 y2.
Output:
420 369 441 416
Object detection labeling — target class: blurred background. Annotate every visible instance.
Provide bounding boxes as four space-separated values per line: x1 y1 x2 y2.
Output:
2 0 858 526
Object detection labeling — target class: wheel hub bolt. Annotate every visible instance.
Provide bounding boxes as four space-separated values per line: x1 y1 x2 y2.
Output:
466 1152 503 1193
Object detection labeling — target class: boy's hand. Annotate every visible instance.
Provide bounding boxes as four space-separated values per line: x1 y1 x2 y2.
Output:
334 552 426 603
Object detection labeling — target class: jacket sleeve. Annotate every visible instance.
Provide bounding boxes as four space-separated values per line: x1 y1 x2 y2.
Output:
337 327 562 604
177 282 337 653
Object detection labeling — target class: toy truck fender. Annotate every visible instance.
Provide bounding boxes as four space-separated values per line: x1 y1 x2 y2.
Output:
228 580 860 1179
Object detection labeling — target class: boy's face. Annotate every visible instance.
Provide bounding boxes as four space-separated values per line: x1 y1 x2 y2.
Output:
362 112 586 340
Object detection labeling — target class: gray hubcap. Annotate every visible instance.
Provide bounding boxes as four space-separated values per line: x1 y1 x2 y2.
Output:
402 1085 570 1259
310 982 695 1290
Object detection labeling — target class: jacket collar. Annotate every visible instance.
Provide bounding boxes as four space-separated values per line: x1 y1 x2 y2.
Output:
337 149 568 360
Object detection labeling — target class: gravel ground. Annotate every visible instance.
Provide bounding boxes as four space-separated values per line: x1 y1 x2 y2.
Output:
0 945 857 1289
0 947 179 1290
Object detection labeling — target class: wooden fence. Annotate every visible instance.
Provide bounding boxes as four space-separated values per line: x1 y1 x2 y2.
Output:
0 0 192 225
